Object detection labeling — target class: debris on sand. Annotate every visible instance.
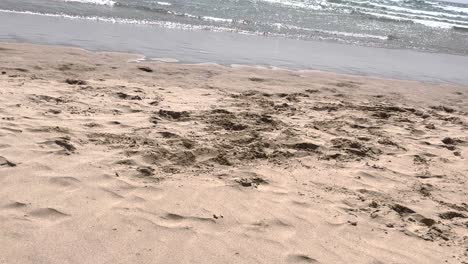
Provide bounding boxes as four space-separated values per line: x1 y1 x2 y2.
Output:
55 138 76 152
329 138 381 160
65 79 87 85
288 142 320 151
137 166 155 177
236 177 268 188
137 66 153 73
441 137 464 145
439 211 466 220
391 204 416 216
116 92 142 100
158 109 190 120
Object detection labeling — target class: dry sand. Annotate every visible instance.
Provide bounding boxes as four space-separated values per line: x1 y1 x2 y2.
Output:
0 42 467 264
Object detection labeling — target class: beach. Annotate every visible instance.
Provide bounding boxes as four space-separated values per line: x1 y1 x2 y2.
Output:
0 42 467 263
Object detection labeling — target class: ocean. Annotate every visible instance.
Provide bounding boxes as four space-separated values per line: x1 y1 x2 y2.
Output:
1 0 468 83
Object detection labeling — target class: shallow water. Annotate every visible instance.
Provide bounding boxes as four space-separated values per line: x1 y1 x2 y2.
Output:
2 0 468 55
2 11 468 85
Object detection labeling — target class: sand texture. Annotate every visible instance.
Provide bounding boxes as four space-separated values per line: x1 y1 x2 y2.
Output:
0 43 467 264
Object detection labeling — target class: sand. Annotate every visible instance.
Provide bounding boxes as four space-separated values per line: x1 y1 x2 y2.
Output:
0 42 467 264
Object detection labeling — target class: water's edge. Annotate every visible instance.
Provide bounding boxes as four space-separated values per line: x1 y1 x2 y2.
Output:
1 11 468 85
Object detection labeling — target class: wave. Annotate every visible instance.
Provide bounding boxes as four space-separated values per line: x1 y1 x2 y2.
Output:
318 29 388 40
453 25 468 32
255 0 323 10
437 5 468 15
339 0 468 19
111 2 235 24
62 0 116 6
157 2 172 6
359 10 468 29
202 16 233 23
353 6 468 26
113 2 171 14
175 13 241 24
0 8 395 45
275 23 389 40
0 9 272 35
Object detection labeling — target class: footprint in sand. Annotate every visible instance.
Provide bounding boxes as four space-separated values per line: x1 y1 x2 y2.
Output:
0 143 11 149
3 201 28 209
287 254 320 263
29 208 70 221
0 156 16 167
162 213 215 223
40 137 76 154
100 187 125 199
49 176 82 191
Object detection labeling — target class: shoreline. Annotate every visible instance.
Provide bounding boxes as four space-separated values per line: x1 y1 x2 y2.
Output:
2 11 468 85
1 40 466 88
1 42 467 264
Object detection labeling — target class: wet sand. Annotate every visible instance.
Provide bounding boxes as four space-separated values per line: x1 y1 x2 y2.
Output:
3 12 468 85
0 42 467 264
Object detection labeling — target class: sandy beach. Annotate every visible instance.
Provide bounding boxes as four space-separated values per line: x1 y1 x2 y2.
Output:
0 42 467 264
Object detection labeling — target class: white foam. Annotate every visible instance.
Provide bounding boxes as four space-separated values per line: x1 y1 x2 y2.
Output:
437 5 468 15
150 57 179 63
202 16 233 23
355 6 468 26
361 11 461 29
230 64 270 70
62 0 115 6
413 19 455 29
280 23 389 40
320 29 388 40
0 9 266 36
256 0 322 10
346 0 468 19
156 2 172 6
